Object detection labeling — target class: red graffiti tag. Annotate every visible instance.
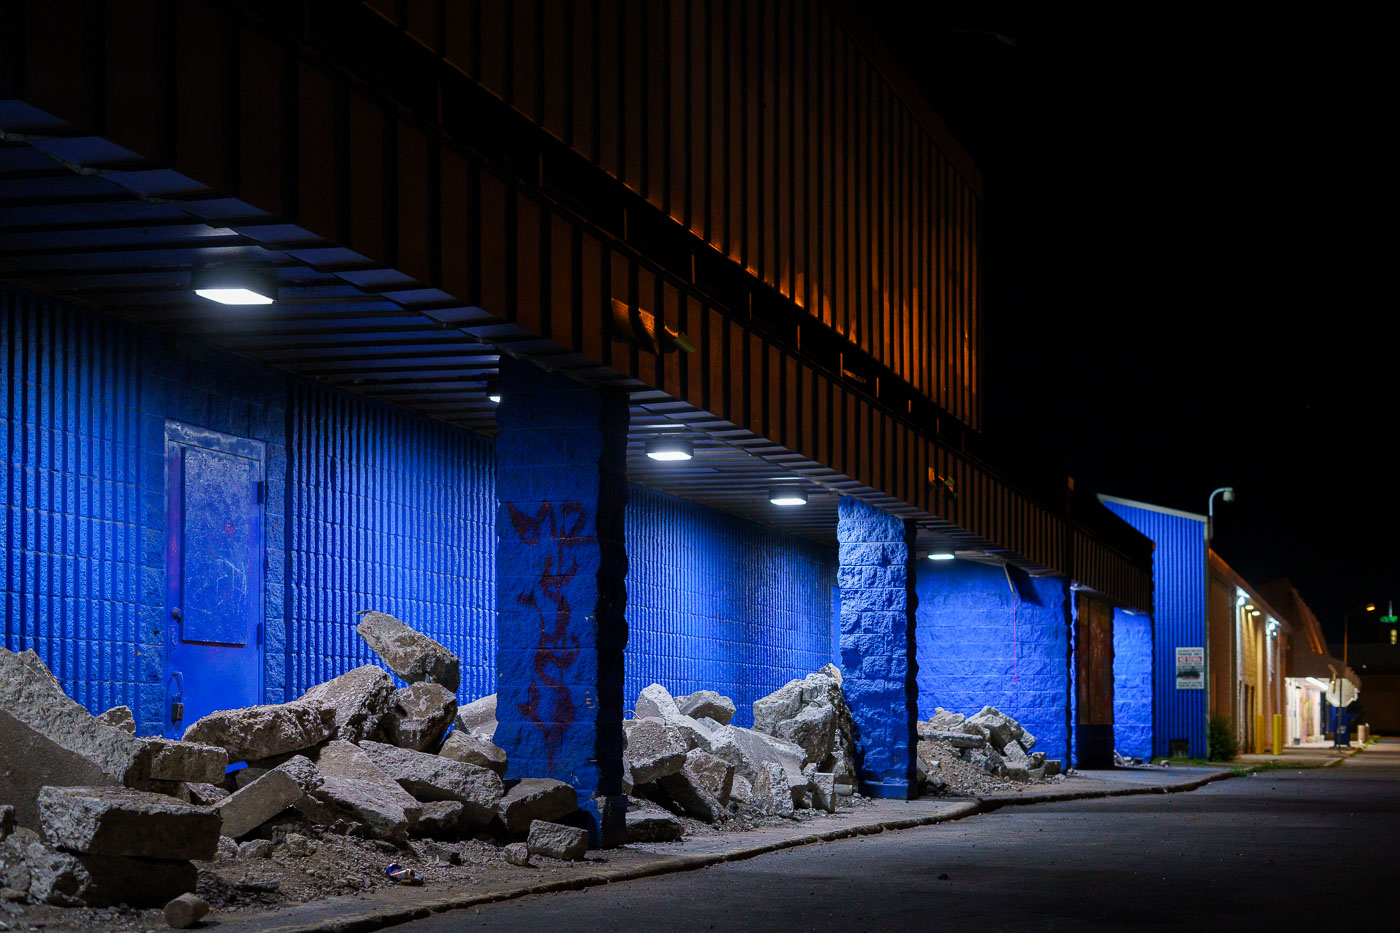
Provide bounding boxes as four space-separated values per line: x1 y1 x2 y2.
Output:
507 500 592 767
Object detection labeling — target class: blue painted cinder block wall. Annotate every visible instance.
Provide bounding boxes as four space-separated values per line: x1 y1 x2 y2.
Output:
285 382 497 706
2 287 287 735
1101 498 1207 758
625 485 836 728
915 559 1071 762
1113 609 1153 759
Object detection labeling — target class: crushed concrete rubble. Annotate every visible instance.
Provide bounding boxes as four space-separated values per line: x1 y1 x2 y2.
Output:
2 634 886 926
915 707 1066 796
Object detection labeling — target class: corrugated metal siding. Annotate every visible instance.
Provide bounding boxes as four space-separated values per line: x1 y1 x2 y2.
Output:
624 484 835 727
1102 501 1207 759
286 382 497 704
2 289 143 717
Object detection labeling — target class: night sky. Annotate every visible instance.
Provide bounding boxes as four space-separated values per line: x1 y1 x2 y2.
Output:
870 7 1396 646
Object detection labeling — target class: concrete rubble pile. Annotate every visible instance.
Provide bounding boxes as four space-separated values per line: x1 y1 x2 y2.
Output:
0 612 590 915
916 706 1064 794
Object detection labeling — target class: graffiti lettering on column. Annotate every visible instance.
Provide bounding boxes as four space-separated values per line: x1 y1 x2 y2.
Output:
507 501 592 766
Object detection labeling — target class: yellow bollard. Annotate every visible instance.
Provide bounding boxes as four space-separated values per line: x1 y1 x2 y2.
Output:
1256 714 1267 754
1272 713 1283 755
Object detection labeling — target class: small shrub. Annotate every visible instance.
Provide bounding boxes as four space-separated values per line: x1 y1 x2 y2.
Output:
1208 715 1239 761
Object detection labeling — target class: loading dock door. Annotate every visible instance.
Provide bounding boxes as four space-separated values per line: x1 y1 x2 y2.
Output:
164 423 265 740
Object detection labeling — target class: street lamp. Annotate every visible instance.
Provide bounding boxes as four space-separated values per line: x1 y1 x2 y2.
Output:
1343 602 1376 665
1206 486 1235 544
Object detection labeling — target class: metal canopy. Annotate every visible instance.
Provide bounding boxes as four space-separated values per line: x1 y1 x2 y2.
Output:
0 105 1043 563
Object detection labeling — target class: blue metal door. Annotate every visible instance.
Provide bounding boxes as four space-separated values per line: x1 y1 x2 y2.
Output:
164 423 265 740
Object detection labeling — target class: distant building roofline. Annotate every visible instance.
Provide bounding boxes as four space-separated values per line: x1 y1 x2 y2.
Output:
1097 494 1207 524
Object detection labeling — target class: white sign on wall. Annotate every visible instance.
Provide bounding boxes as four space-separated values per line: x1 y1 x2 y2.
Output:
1176 647 1205 690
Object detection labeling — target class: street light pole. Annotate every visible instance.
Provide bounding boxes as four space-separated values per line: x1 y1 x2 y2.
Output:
1206 486 1235 545
1343 602 1376 666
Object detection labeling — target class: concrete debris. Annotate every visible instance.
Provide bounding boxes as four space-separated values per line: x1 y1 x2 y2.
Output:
23 841 198 908
182 700 335 763
299 665 396 743
623 718 689 784
94 706 135 735
186 781 229 806
502 842 531 866
216 835 239 859
678 748 735 807
753 762 795 816
928 708 966 730
237 839 273 859
633 683 713 750
965 706 1025 754
214 757 320 839
811 772 838 813
439 729 508 776
359 741 504 827
915 707 1063 795
413 800 465 838
495 778 579 835
751 664 857 786
0 648 153 828
376 682 457 752
356 611 461 692
525 820 588 860
37 785 221 861
625 808 685 842
455 693 498 740
163 891 211 929
279 832 317 857
676 690 736 725
143 737 230 784
657 751 727 823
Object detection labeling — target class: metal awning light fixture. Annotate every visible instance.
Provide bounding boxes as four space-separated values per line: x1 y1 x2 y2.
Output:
645 435 694 462
927 551 956 561
768 485 807 507
191 266 277 305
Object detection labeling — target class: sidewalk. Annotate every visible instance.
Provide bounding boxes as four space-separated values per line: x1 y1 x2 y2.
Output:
1232 743 1360 767
216 768 1231 933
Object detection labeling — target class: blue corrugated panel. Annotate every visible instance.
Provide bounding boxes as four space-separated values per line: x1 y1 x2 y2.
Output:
624 485 836 728
1101 499 1206 758
915 559 1072 764
286 382 497 706
1112 608 1153 760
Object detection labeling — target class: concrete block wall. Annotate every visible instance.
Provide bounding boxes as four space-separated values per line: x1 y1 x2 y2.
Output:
915 559 1071 763
2 286 287 735
1113 609 1153 759
285 382 497 706
625 485 836 727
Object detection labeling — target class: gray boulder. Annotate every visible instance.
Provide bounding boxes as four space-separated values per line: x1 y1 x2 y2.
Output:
496 778 579 834
182 700 334 762
299 740 423 840
0 648 153 828
676 690 736 725
356 611 461 692
1019 727 1038 753
503 841 531 866
526 820 587 860
164 892 211 929
625 809 684 842
214 756 320 839
634 683 683 720
413 800 465 838
358 741 503 826
439 730 508 776
95 706 136 735
377 682 457 752
143 738 229 785
37 786 221 861
681 748 734 806
811 772 838 813
753 762 794 816
657 751 728 822
773 703 837 767
751 666 856 785
623 718 689 784
722 725 806 789
456 694 498 739
299 665 396 743
24 841 197 908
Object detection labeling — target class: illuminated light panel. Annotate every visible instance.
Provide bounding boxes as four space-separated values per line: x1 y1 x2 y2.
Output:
927 552 956 561
194 287 274 305
768 486 807 506
645 435 694 462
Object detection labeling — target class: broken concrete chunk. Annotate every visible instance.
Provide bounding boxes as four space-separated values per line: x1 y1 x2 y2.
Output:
216 835 238 859
182 700 334 763
185 782 229 806
143 737 230 785
1019 728 1038 752
623 718 689 784
724 726 806 789
377 682 457 752
95 706 136 735
503 842 531 866
751 668 857 785
237 839 273 859
625 809 685 842
1044 759 1062 777
676 690 736 725
773 702 838 767
456 694 498 740
928 730 985 749
965 706 1024 754
439 729 508 776
682 748 735 806
634 683 683 720
214 769 306 839
358 741 503 826
356 611 461 692
753 761 795 816
1002 741 1029 766
0 648 153 828
413 800 465 838
300 776 418 843
929 707 966 731
24 842 197 908
495 778 579 834
37 785 221 861
525 820 587 860
299 665 396 743
657 753 727 823
728 774 754 806
164 892 210 929
811 772 838 813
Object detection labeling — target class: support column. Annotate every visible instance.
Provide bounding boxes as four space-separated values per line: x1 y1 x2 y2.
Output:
494 357 628 845
836 497 918 799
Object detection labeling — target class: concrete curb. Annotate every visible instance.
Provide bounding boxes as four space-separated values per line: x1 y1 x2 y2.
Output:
224 780 1226 933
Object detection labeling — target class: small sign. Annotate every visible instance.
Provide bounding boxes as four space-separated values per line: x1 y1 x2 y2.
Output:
1176 647 1205 689
1381 615 1397 625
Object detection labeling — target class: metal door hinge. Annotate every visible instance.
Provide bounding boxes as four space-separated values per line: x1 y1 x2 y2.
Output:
256 480 266 503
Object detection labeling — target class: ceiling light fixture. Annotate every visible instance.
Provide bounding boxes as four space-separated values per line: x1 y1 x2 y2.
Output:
768 485 807 507
484 377 501 404
927 552 956 561
645 435 694 461
191 266 277 305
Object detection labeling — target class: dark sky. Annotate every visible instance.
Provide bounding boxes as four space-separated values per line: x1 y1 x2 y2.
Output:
869 7 1396 644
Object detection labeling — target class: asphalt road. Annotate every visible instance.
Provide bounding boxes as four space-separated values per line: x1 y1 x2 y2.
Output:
391 741 1400 932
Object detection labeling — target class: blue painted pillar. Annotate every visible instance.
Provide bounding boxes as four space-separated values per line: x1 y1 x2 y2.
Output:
836 497 918 799
494 357 628 845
